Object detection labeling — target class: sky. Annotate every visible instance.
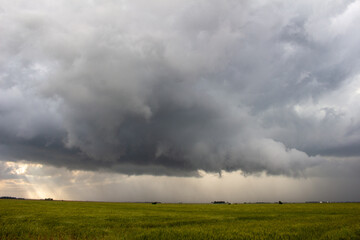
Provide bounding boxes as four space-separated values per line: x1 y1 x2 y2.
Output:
1 0 360 203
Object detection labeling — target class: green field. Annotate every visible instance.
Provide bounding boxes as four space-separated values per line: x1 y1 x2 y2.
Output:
0 200 359 239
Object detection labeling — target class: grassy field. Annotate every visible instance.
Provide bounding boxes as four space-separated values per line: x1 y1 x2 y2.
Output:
0 200 359 239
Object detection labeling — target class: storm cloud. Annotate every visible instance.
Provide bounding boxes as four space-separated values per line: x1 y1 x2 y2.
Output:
1 0 360 177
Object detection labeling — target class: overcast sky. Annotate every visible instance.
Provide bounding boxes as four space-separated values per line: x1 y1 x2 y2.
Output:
1 0 360 202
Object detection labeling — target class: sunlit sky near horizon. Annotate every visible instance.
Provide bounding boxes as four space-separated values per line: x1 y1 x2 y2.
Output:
1 0 360 202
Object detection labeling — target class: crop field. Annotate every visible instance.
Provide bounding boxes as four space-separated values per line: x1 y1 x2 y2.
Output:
0 200 359 239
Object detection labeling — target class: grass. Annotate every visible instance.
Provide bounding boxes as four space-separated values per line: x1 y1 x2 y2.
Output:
0 200 359 239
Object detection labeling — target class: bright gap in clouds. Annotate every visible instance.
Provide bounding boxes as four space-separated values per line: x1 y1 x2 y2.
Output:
1 161 359 202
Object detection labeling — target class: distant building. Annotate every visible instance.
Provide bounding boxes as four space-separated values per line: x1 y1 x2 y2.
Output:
45 198 53 201
212 201 226 204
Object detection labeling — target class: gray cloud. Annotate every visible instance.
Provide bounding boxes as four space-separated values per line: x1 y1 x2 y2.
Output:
1 0 360 177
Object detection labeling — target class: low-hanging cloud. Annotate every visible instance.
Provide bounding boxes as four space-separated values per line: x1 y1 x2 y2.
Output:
1 0 360 177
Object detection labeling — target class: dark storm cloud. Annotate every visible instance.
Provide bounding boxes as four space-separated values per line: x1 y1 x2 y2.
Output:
1 0 360 177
